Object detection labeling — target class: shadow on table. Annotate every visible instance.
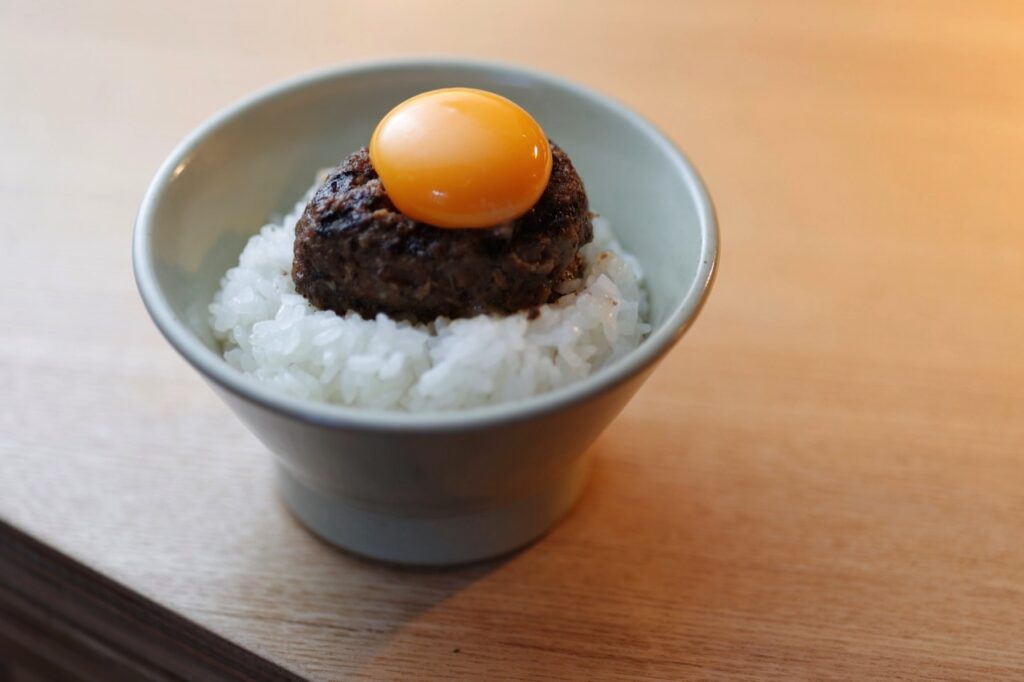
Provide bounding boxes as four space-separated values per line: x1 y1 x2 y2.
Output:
229 434 736 678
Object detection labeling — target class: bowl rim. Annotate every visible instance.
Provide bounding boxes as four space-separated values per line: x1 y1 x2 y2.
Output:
132 57 718 432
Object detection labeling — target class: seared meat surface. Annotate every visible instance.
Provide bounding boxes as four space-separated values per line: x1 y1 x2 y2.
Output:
292 143 592 324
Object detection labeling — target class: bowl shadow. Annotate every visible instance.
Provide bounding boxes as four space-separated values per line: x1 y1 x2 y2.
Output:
228 432 738 679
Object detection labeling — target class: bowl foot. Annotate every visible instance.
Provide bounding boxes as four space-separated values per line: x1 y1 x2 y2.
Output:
275 459 591 566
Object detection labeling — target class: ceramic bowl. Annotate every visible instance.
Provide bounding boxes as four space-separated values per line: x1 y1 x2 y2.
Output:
133 59 717 566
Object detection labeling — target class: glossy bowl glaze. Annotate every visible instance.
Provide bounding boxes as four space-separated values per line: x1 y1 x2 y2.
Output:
133 59 718 565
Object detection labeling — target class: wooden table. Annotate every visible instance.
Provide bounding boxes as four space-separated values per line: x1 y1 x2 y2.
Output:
3 1 1023 679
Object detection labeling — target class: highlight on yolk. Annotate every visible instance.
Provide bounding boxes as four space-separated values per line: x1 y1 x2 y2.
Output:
369 87 553 229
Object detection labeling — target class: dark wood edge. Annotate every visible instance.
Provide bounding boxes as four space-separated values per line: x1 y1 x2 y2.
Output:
0 519 304 681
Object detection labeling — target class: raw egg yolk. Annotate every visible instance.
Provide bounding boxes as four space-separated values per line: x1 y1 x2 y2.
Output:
369 87 553 229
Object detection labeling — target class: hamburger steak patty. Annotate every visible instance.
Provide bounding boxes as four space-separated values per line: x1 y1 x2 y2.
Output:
292 143 593 324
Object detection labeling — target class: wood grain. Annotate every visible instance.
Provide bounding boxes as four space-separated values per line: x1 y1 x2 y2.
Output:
2 0 1024 679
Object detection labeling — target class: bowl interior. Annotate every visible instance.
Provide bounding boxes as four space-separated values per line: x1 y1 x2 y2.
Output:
139 61 714 417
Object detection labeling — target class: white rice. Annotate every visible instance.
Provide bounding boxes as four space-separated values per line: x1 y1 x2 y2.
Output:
209 184 650 412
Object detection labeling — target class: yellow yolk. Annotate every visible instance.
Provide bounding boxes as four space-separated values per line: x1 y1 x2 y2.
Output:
369 88 553 229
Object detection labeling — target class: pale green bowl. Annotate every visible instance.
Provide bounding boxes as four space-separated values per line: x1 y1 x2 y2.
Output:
133 59 718 565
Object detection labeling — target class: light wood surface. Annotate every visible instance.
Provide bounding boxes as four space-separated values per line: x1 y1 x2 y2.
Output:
3 1 1024 679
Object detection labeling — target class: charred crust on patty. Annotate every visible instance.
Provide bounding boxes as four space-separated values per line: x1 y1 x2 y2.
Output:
292 143 592 324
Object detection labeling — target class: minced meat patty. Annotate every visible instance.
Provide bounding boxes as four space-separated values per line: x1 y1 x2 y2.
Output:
292 143 592 324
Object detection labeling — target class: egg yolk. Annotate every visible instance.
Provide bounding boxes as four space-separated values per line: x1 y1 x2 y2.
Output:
369 87 553 229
